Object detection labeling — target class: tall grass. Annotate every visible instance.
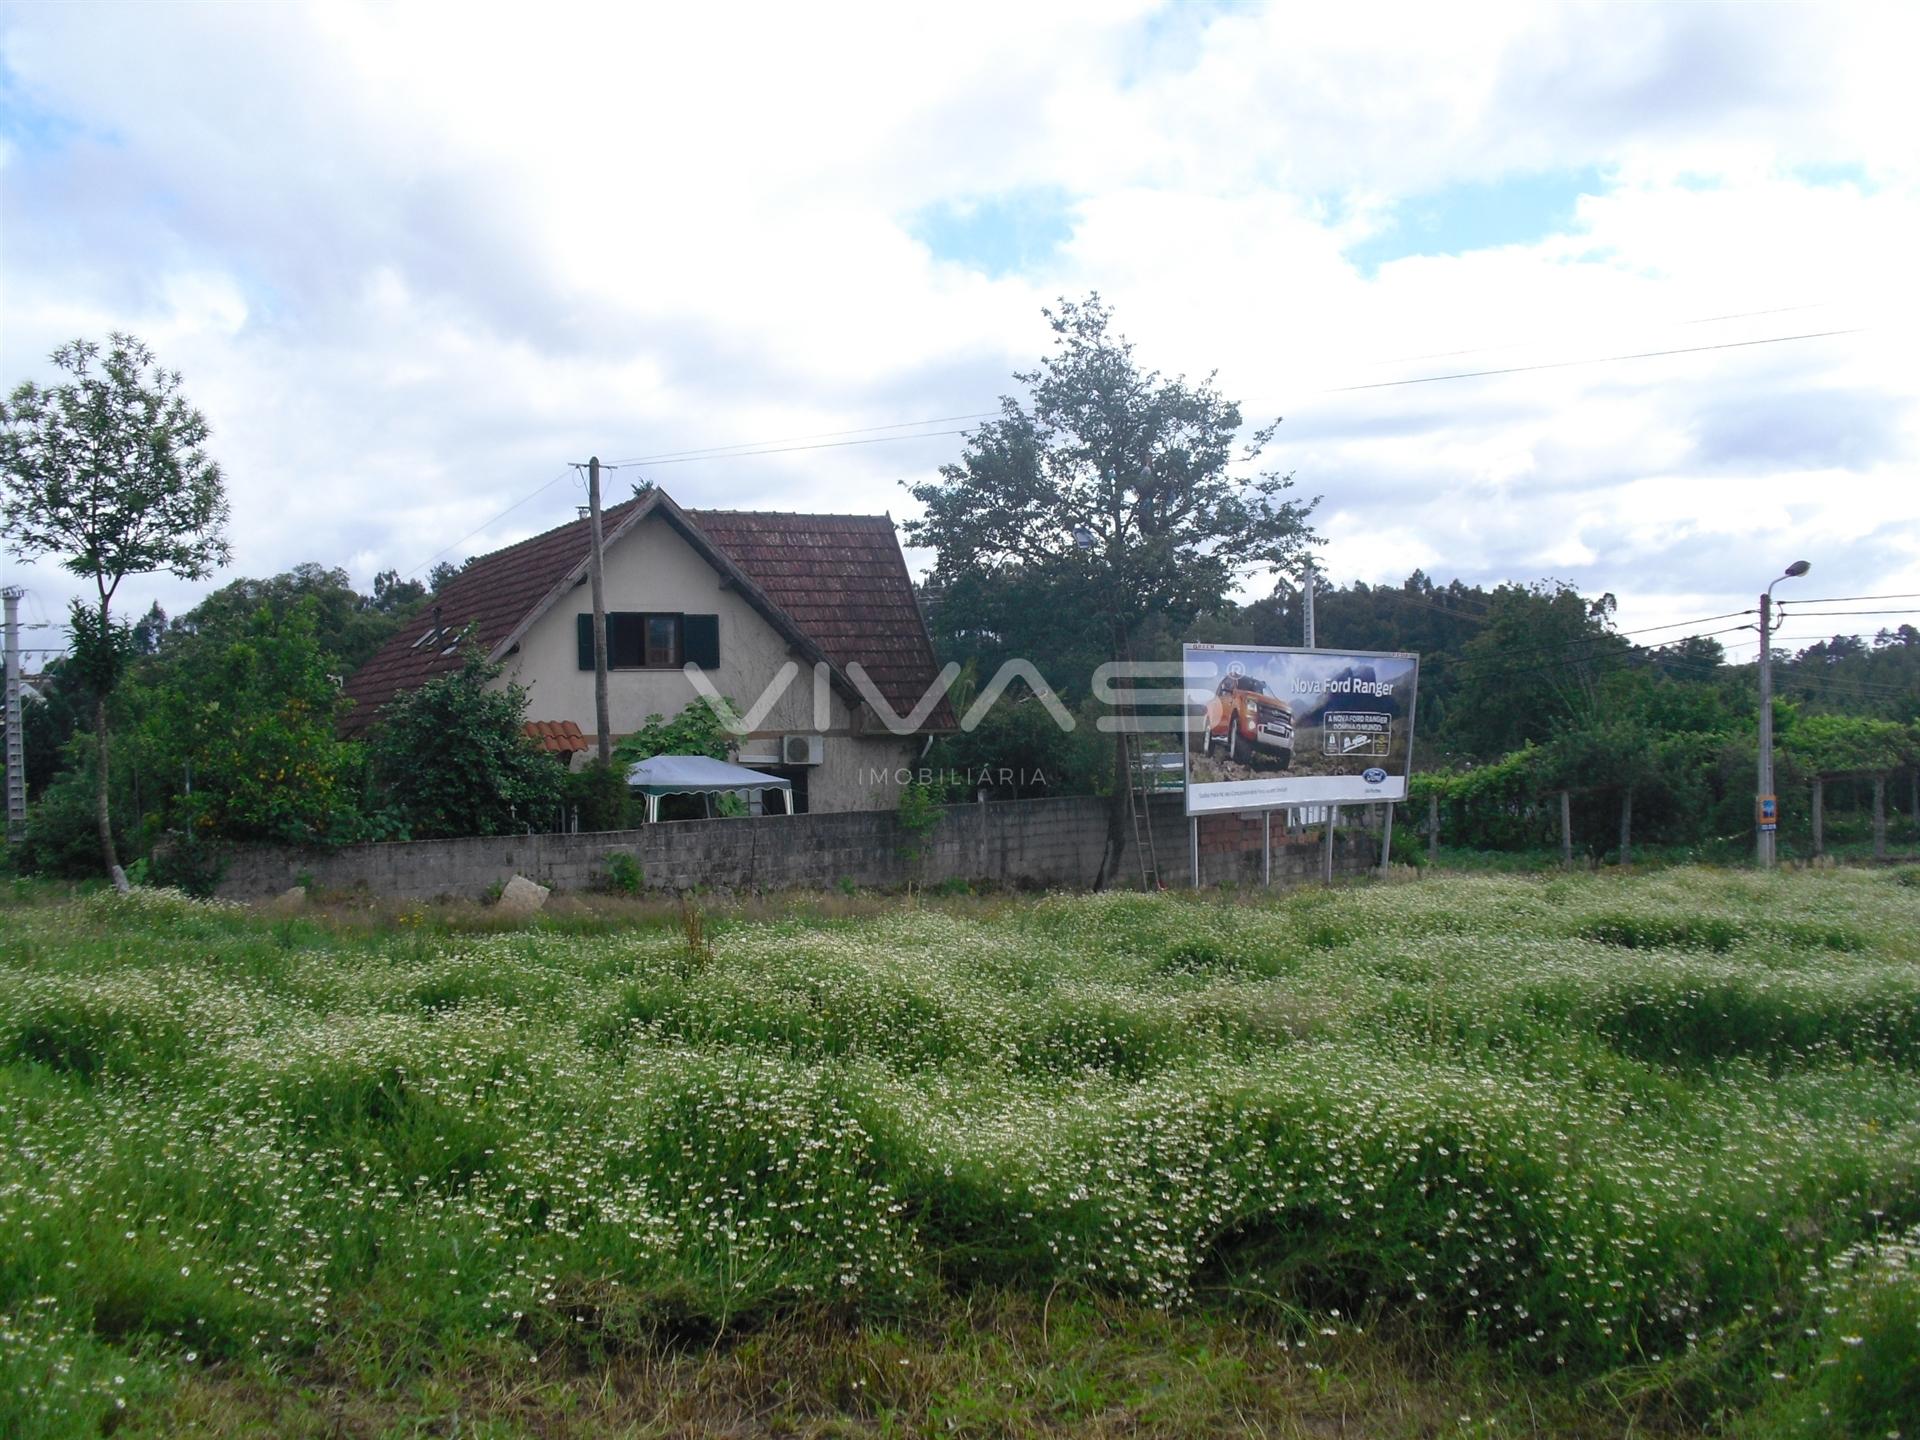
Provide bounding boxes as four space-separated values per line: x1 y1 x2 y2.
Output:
2 868 1917 1435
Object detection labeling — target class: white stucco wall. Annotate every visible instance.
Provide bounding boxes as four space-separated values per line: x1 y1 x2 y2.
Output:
494 513 921 812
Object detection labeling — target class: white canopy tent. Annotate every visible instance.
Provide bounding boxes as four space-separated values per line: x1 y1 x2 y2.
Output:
625 754 794 823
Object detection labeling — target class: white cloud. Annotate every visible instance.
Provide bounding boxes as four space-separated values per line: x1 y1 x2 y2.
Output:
1 0 1916 654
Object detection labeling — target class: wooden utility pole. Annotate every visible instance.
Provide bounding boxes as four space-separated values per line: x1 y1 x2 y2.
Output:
587 457 612 763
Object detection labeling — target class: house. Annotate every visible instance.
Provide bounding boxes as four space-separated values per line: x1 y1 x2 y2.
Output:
342 488 956 812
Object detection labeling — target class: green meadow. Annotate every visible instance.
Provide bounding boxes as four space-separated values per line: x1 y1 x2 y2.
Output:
2 868 1917 1438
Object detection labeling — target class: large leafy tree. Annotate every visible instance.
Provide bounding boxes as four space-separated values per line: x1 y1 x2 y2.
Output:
0 335 230 889
369 647 561 839
134 600 367 846
167 561 419 673
906 296 1316 880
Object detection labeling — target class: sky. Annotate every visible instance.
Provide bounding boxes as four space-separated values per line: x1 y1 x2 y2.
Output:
2 0 1917 666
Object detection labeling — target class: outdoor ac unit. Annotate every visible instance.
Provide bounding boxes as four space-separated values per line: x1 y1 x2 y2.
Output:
782 733 825 766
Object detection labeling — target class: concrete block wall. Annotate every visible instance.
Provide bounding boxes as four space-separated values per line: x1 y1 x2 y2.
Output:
215 793 1382 901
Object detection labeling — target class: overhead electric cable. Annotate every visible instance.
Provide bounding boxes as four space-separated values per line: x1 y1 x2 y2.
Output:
603 411 998 467
1365 301 1829 367
1789 593 1920 605
1776 608 1920 619
606 428 976 471
399 466 573 582
1327 328 1862 392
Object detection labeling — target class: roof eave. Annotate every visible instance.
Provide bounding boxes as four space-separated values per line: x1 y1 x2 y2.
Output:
486 488 866 707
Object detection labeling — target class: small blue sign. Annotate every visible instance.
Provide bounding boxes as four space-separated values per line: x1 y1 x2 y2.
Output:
1362 767 1388 784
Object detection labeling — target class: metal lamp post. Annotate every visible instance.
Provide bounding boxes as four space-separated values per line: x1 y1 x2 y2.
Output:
1756 559 1811 867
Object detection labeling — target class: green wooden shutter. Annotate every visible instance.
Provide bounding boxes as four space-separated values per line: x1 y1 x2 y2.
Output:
577 613 594 669
684 614 720 670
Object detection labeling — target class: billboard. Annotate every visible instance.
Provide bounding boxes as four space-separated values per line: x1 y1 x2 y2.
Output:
1183 643 1420 815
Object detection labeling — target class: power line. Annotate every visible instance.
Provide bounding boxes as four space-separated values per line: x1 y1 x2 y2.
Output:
1364 301 1829 367
398 467 574 582
1787 593 1920 605
1777 608 1920 619
393 410 996 587
1441 613 1757 671
607 427 976 471
1426 623 1758 686
603 411 998 467
1327 328 1862 393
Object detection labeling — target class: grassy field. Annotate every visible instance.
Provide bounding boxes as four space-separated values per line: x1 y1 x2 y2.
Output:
2 869 1918 1438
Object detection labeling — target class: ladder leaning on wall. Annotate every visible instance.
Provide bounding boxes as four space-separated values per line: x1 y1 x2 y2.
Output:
1115 633 1164 891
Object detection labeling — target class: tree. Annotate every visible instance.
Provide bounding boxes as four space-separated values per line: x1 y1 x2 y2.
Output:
0 335 230 890
134 600 367 846
368 568 428 616
906 295 1316 881
368 647 561 839
167 562 410 673
1444 583 1627 759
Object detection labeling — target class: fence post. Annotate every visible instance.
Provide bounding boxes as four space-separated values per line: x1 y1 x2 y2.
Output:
1560 790 1572 869
1619 788 1633 868
1811 777 1824 858
1873 775 1888 861
1427 793 1439 863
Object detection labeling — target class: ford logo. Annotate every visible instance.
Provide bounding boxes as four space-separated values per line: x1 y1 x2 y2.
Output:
1362 767 1387 784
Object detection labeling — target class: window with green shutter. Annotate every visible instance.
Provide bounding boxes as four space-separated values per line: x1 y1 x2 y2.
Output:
684 614 720 670
576 612 718 669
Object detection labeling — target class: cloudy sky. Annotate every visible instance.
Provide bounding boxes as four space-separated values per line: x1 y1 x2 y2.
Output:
3 0 1916 662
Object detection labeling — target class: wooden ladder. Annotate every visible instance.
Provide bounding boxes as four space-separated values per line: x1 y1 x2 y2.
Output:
1116 636 1164 891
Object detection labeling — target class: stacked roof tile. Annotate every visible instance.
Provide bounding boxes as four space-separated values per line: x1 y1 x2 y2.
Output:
521 720 590 753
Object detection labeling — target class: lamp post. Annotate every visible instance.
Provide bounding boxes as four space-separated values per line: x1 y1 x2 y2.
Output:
1756 559 1811 867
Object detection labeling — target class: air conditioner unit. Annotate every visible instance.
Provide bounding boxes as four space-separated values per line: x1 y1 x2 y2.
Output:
782 733 825 766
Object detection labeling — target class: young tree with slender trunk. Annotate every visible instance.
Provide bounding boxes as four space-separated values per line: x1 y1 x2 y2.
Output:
1 335 230 890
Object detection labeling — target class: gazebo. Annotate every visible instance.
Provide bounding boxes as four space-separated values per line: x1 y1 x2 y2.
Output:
625 754 794 823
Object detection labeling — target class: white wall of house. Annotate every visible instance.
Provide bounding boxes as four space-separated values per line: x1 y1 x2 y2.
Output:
494 513 920 812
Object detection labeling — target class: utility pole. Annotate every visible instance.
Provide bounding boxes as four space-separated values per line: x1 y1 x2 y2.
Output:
587 457 612 764
1756 560 1810 868
2 587 23 844
1302 559 1316 649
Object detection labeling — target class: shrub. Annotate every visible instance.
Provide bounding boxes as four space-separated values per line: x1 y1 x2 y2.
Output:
565 759 633 833
604 851 643 894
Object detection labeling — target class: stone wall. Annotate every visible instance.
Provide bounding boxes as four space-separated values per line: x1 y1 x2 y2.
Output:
215 794 1385 901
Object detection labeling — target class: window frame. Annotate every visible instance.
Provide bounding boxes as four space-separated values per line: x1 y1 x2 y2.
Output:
607 611 684 670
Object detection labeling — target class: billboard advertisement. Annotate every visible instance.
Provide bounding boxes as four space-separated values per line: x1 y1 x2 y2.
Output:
1183 643 1420 815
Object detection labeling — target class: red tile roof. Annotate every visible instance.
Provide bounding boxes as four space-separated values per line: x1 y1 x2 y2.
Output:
522 720 590 753
341 491 955 735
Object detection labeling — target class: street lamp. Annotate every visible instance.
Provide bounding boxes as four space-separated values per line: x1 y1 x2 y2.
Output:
1756 559 1811 867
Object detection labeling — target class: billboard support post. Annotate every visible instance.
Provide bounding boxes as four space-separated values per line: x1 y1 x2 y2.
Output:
1379 802 1393 877
1263 810 1271 888
1188 816 1199 890
1322 806 1337 885
1560 790 1573 869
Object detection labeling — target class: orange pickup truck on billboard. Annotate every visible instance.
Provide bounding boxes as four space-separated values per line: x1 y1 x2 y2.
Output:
1202 672 1295 769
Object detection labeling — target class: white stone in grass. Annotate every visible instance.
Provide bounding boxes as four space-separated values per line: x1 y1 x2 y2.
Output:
497 875 549 915
266 885 308 915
